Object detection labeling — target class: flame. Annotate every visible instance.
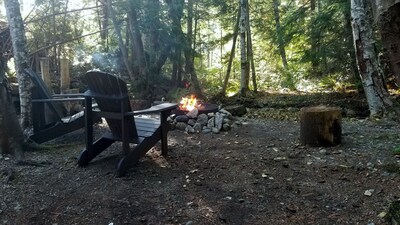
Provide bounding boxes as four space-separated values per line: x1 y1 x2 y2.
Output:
180 95 198 111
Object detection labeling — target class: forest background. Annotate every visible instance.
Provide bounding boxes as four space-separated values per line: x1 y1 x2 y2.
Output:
0 0 390 97
0 0 400 156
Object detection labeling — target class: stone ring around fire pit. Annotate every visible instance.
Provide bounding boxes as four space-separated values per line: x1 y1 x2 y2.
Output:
169 103 240 134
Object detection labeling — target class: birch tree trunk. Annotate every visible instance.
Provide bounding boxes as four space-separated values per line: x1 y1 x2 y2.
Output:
246 2 257 93
0 28 24 160
239 0 250 95
5 0 32 130
350 0 392 117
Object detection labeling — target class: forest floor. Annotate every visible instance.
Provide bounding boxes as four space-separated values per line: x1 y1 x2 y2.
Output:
1 91 400 225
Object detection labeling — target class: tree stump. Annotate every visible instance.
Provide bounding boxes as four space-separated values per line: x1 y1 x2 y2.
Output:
300 106 342 147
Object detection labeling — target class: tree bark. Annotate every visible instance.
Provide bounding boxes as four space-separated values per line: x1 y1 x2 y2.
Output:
106 0 135 81
184 0 204 99
351 0 393 117
246 2 257 93
5 0 32 130
166 0 184 88
273 0 288 70
0 26 24 160
377 3 400 85
239 0 250 95
143 0 161 85
300 106 342 147
127 5 146 80
221 9 240 96
0 79 25 160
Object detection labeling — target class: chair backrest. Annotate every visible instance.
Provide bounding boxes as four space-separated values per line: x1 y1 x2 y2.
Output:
85 71 138 140
24 68 66 122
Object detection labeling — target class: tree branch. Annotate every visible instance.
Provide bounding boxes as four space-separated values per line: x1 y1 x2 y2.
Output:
29 28 112 56
24 5 102 24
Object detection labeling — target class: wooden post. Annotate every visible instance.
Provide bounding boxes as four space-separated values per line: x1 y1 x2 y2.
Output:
60 58 70 93
40 57 51 89
300 106 342 146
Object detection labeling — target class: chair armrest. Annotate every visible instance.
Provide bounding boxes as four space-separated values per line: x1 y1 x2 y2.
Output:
32 97 85 103
125 103 177 116
52 93 85 98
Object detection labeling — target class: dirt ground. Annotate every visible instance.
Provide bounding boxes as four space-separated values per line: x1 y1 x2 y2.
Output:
1 92 400 225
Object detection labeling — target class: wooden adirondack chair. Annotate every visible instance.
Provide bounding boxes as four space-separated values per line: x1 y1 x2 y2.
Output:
24 68 99 143
78 71 177 176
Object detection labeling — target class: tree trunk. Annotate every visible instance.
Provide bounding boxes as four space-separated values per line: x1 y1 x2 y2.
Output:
106 0 135 81
184 0 204 99
221 8 240 96
239 0 250 95
5 0 32 130
351 0 393 117
377 3 400 86
309 0 321 75
127 5 146 80
246 2 257 93
143 0 161 84
300 106 342 147
273 0 288 70
0 28 24 160
0 79 25 160
166 0 184 88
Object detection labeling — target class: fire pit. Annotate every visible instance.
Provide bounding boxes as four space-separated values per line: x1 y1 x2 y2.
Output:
168 95 238 134
173 95 218 115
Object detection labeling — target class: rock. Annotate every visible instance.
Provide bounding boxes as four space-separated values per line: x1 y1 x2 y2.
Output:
202 128 211 134
197 114 209 126
235 120 242 126
212 127 220 134
188 119 196 126
193 123 202 133
176 122 187 130
175 115 189 122
186 108 198 118
344 108 357 117
219 109 232 116
215 113 224 130
185 126 195 133
364 189 374 196
185 221 194 225
224 104 247 116
222 123 231 131
256 102 264 108
223 118 231 124
207 117 215 128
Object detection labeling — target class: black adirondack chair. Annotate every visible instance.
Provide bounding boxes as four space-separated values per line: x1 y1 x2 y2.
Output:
78 71 177 176
24 68 99 143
